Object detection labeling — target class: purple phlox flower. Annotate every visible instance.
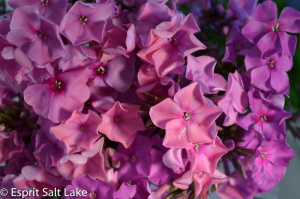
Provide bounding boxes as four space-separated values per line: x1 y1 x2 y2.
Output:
89 55 135 92
102 18 136 58
131 178 156 199
227 0 258 26
59 44 97 72
150 83 222 148
245 46 293 93
216 171 257 199
187 136 228 175
112 135 152 182
8 0 68 24
7 5 65 66
242 0 300 57
136 64 180 101
65 174 114 199
222 26 254 65
98 101 145 148
24 67 91 123
34 121 66 169
59 1 115 46
57 138 107 181
252 139 294 184
0 130 24 164
218 71 248 126
134 2 175 47
50 110 101 154
138 13 206 77
115 182 137 199
237 89 291 140
186 55 227 94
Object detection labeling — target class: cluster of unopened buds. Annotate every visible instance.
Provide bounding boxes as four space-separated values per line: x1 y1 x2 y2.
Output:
0 0 299 198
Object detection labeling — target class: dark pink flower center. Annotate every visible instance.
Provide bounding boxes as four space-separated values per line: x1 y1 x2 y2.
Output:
89 192 96 199
268 60 275 68
272 23 280 33
96 66 105 75
194 144 200 151
41 0 49 6
79 16 88 25
182 112 191 121
38 31 47 41
53 80 63 91
260 151 267 159
79 125 87 132
114 116 120 123
260 114 267 121
169 37 178 45
131 155 136 162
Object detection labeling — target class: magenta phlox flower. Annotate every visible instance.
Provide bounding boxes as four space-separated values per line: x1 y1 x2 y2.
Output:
7 6 65 66
222 26 254 65
252 139 294 184
245 47 293 93
138 13 206 77
242 0 300 57
237 90 291 140
187 136 228 175
57 138 107 181
0 130 23 164
186 55 226 94
59 1 115 46
218 71 248 126
24 67 91 123
112 135 152 182
150 83 222 148
98 101 145 148
65 174 114 199
131 178 156 199
51 110 101 154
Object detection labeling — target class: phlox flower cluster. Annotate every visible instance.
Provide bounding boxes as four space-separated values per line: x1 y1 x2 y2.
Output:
0 0 298 198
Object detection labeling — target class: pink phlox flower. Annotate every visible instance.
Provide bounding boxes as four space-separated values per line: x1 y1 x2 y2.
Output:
218 71 248 126
57 138 107 181
24 67 91 123
150 83 222 148
59 1 115 46
50 110 101 154
98 101 145 148
7 5 65 66
187 136 228 175
186 55 227 94
138 13 206 77
162 148 188 175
